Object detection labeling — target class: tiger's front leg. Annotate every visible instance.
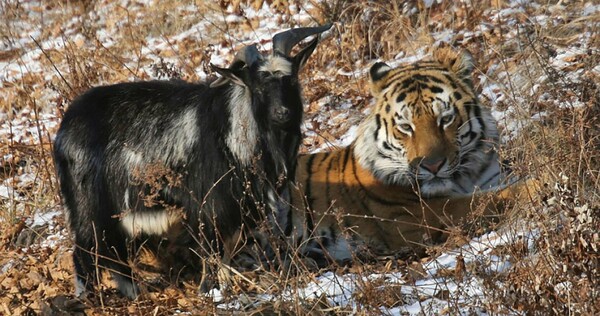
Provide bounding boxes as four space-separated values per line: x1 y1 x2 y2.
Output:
429 178 543 239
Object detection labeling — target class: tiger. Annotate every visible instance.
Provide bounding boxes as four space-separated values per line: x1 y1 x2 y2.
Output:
271 47 538 265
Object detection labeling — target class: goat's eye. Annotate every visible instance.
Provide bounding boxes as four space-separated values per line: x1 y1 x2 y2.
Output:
397 123 413 134
440 114 454 126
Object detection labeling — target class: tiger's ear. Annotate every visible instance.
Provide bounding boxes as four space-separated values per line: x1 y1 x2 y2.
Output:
369 62 392 95
433 47 475 85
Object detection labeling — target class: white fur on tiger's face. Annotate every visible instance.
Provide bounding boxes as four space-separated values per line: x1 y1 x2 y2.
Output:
354 48 500 197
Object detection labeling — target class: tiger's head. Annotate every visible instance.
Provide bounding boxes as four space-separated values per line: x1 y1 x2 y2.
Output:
354 47 499 197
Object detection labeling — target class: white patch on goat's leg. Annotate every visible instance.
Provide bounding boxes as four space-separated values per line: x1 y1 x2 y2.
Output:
120 210 180 237
226 85 258 166
112 272 140 299
74 276 87 298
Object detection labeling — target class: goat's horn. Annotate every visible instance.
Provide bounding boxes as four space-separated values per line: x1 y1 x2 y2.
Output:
232 44 262 67
272 23 332 57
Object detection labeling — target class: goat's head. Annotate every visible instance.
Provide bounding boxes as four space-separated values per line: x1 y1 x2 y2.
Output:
210 24 331 181
211 24 331 126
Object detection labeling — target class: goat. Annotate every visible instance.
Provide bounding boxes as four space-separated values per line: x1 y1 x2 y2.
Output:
53 24 331 299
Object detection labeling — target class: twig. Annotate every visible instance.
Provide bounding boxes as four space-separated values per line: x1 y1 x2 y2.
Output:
30 35 73 93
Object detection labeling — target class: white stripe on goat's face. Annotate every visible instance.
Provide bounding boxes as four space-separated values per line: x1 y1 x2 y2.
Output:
259 55 292 75
120 210 181 237
227 86 259 166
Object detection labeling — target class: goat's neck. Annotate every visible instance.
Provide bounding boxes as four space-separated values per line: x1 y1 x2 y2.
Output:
226 85 259 167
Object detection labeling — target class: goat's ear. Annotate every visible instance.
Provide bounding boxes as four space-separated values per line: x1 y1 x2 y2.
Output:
292 36 320 71
210 64 247 88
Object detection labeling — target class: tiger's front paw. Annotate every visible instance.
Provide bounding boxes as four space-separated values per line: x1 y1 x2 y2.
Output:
498 177 544 205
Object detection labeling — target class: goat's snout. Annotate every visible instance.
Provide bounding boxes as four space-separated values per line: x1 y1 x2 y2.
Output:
271 106 290 124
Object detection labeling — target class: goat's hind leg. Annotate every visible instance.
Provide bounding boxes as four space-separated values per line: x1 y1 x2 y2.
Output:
74 228 140 299
105 230 141 299
72 239 99 299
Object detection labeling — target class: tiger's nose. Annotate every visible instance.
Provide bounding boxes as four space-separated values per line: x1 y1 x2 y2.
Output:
421 158 445 174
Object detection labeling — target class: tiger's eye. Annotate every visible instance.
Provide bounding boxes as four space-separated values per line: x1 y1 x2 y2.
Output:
398 123 413 133
440 114 454 126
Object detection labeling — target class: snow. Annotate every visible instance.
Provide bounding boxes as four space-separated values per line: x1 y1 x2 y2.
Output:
583 3 600 15
338 125 358 148
30 210 61 228
0 185 14 200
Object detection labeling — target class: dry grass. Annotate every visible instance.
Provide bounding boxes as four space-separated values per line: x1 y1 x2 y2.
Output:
0 0 598 315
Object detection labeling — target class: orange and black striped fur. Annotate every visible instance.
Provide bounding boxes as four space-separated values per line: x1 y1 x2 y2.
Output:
279 47 537 264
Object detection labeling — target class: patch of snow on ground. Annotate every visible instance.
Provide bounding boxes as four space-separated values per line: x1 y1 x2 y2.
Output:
29 210 61 228
583 2 600 15
0 184 14 200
